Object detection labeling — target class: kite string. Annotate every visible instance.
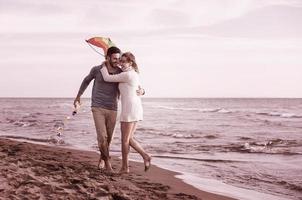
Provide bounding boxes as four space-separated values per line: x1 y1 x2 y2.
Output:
87 42 105 57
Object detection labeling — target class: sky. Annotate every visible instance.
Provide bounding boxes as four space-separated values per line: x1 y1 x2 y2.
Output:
0 0 301 98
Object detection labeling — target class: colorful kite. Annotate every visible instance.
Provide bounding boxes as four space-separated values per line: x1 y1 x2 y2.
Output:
86 37 116 56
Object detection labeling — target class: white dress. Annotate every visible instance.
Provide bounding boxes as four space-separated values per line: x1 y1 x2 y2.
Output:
100 66 143 122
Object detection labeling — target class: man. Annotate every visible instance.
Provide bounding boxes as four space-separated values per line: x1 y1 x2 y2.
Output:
74 47 144 172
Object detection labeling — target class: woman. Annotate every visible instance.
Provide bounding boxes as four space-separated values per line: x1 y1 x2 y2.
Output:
100 52 151 174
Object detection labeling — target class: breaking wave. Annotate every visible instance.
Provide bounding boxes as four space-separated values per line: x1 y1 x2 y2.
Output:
152 106 233 114
6 118 39 127
227 139 302 155
0 135 66 145
256 112 302 118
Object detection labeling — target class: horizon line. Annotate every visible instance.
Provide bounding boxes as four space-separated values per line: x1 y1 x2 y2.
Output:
0 96 302 99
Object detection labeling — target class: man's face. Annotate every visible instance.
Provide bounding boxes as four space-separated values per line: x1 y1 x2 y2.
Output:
108 53 120 68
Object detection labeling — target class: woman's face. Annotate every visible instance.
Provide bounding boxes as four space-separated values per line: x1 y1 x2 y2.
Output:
120 56 131 69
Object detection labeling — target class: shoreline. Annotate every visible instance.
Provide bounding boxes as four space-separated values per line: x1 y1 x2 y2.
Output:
0 138 236 200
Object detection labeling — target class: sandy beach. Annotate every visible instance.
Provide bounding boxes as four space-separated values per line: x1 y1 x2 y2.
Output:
0 138 236 200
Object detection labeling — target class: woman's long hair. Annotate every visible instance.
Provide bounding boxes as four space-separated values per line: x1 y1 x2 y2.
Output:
122 52 139 73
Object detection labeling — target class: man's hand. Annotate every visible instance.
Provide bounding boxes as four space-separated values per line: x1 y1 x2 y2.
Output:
73 96 81 108
136 86 145 96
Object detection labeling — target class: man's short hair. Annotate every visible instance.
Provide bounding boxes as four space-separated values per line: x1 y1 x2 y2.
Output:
106 46 121 57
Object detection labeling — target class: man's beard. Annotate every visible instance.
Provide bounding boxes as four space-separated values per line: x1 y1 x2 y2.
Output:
109 60 119 68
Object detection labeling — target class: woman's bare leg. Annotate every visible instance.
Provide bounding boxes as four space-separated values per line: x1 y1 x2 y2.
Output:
129 123 148 159
129 123 151 171
120 122 135 173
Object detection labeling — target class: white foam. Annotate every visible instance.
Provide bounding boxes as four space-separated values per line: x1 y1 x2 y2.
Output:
176 173 289 200
218 109 232 113
256 111 302 118
152 105 228 113
139 156 289 200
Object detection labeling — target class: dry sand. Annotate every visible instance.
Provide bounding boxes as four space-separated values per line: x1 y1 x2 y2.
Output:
0 138 236 200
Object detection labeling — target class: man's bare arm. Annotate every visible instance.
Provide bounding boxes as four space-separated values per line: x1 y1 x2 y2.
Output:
74 67 96 108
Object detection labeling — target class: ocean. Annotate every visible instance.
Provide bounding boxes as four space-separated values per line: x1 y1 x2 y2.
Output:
0 98 301 200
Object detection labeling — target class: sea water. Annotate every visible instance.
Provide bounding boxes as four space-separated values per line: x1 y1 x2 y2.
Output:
0 98 301 200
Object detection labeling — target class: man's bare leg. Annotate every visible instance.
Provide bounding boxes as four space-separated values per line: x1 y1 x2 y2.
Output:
100 139 113 172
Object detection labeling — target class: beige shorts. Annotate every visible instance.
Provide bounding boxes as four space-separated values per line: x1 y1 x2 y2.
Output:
91 107 117 151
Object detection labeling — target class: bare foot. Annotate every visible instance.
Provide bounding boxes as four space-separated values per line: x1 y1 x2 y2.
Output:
104 160 113 171
98 158 105 170
144 155 151 172
105 165 114 172
118 168 130 174
102 169 115 176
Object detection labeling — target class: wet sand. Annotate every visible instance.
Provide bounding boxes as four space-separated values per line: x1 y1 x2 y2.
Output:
0 138 236 200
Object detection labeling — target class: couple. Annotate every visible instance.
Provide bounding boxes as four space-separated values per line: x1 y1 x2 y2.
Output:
74 47 151 174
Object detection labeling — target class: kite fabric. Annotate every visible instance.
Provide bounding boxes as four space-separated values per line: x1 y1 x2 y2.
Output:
86 37 116 56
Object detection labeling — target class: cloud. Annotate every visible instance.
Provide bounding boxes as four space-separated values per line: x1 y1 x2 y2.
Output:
0 0 68 15
263 0 302 7
146 9 190 28
1 0 302 97
3 0 293 33
191 5 302 38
